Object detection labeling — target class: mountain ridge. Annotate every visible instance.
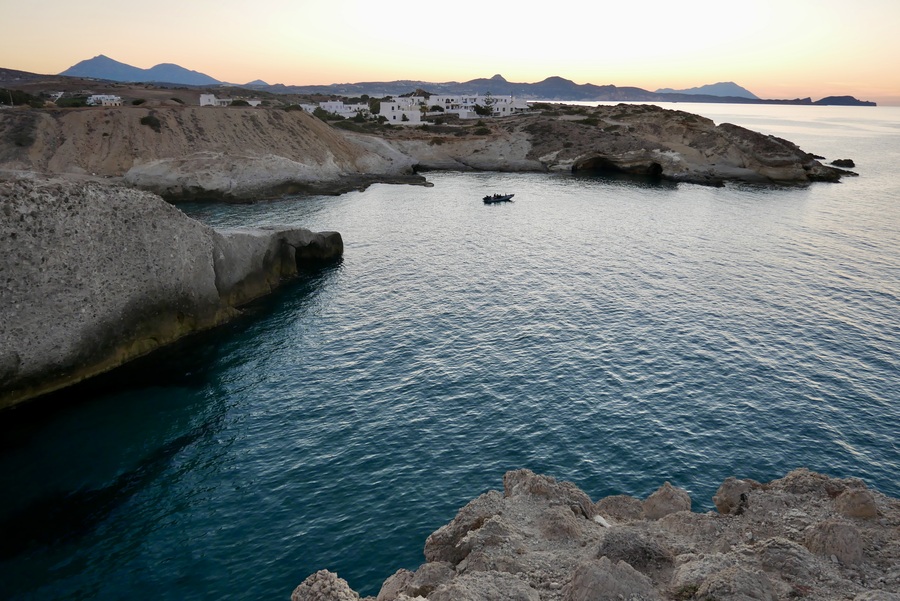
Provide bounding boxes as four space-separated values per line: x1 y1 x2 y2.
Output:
655 81 760 100
49 56 877 106
60 55 220 86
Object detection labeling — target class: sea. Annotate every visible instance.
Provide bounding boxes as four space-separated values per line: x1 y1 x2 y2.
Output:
1 102 898 600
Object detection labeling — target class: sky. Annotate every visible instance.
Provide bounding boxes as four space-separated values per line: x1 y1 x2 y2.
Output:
2 0 899 104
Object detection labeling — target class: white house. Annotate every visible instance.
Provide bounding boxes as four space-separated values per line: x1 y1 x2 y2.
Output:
86 94 122 107
200 93 262 107
429 94 529 119
200 94 230 107
317 100 369 118
378 97 423 124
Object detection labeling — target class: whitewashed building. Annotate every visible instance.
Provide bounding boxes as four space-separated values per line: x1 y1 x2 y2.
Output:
378 97 423 124
429 94 528 119
317 100 369 119
86 94 123 106
199 93 262 107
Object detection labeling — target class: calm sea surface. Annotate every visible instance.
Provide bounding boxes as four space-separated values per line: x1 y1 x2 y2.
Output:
1 103 899 599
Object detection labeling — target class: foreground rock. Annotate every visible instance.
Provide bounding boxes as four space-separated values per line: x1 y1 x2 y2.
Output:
292 469 900 601
0 176 342 409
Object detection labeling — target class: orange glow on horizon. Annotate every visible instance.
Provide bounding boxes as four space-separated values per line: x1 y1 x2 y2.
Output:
2 0 898 105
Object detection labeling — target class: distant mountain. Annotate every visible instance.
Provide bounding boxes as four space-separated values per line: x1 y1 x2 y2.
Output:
48 57 877 106
813 95 877 107
266 75 873 106
59 55 220 86
655 82 760 100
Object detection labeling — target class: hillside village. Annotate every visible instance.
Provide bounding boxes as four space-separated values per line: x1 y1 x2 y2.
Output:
1 81 531 126
201 92 530 123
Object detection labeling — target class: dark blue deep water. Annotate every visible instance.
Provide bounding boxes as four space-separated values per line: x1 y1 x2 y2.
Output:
2 104 899 600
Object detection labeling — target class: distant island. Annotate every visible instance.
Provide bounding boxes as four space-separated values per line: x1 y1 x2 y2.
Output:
54 55 877 107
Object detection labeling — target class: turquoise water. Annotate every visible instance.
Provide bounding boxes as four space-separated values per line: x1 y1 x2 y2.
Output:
1 104 899 600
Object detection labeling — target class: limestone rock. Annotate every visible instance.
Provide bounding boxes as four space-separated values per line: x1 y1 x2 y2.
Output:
805 519 864 565
594 494 643 522
754 537 820 580
376 569 414 601
0 107 419 201
562 557 660 601
596 526 674 571
291 570 359 601
537 505 588 541
644 482 691 519
423 490 504 565
0 176 342 408
835 488 879 519
854 592 900 601
2 104 848 200
294 468 900 601
695 565 778 601
713 477 756 515
428 571 539 601
405 562 454 598
503 469 595 518
671 553 740 590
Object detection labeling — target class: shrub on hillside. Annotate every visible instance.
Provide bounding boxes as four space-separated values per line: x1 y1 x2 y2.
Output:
132 99 146 106
140 114 162 133
56 97 87 108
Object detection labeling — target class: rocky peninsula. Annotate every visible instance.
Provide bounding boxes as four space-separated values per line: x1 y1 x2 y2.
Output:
292 469 899 601
0 102 852 203
0 177 342 409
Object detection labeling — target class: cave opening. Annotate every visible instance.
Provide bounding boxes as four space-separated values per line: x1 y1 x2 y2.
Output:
572 156 664 177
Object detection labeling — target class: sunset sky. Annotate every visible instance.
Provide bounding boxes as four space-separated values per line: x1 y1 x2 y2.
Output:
2 0 899 104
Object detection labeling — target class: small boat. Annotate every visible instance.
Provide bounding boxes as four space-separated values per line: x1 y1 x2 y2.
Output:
483 193 514 204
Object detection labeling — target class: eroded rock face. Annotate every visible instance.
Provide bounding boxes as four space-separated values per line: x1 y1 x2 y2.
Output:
373 103 851 187
0 103 850 199
292 570 360 601
0 176 342 409
0 107 420 201
643 481 692 519
295 468 899 601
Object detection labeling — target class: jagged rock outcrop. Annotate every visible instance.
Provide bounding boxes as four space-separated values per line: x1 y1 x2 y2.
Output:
292 469 900 601
0 176 342 409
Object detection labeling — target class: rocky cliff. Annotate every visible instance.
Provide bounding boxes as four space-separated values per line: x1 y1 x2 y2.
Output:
0 177 342 409
0 106 419 201
368 104 851 186
292 469 899 601
0 103 850 202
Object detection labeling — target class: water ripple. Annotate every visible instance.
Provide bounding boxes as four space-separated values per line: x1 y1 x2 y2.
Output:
4 117 900 599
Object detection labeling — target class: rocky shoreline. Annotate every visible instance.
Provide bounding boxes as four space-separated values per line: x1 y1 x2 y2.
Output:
0 177 342 409
0 103 853 203
292 469 899 601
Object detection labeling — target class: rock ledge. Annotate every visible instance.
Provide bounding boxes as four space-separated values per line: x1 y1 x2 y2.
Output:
0 176 342 409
